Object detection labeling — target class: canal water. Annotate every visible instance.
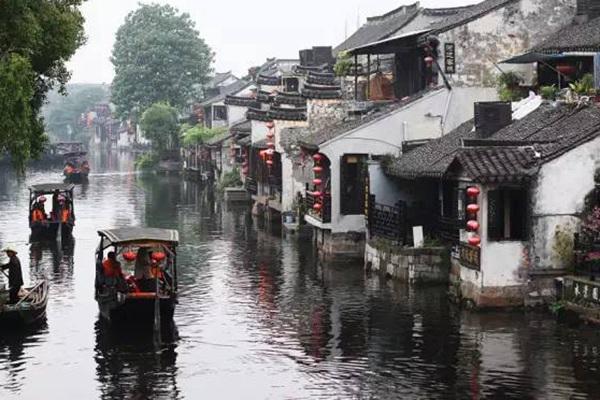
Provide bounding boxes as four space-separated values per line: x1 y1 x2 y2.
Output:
1 151 600 400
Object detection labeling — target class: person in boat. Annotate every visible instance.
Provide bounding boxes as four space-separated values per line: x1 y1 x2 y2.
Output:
59 197 71 223
31 201 47 223
102 251 127 291
1 247 24 304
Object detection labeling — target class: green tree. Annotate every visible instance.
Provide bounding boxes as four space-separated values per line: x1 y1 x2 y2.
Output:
44 84 109 141
0 0 86 170
140 102 180 154
111 4 214 118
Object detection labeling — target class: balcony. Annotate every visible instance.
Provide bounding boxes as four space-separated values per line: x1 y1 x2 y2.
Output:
305 191 331 224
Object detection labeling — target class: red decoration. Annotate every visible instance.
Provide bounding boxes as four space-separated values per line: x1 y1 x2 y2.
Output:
313 153 323 162
424 56 434 65
242 166 249 175
242 161 249 168
266 149 275 156
313 166 323 174
468 236 481 247
313 178 323 186
467 204 480 214
259 149 267 159
266 159 274 166
556 64 576 75
311 191 322 197
266 131 275 139
466 187 480 198
466 220 480 232
123 251 137 262
267 142 275 149
152 252 166 262
266 121 275 129
313 203 322 211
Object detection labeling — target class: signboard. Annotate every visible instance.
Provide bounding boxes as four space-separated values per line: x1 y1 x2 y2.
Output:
458 243 480 271
444 43 456 75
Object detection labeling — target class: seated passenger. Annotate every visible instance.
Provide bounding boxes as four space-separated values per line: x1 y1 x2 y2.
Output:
134 248 152 280
102 251 123 279
31 204 46 222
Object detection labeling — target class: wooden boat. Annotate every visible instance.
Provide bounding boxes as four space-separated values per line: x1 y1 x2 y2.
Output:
0 281 49 326
95 228 179 325
29 183 76 241
63 151 90 183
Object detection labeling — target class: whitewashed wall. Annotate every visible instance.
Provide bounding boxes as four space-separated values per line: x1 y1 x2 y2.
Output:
531 135 600 269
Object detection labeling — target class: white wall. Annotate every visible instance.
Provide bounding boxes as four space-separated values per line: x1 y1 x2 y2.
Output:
228 106 248 127
368 162 403 206
320 87 497 234
531 135 600 268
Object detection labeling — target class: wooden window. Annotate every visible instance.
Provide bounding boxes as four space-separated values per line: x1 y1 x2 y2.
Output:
213 105 227 121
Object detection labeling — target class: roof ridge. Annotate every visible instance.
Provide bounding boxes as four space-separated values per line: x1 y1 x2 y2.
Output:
367 2 419 22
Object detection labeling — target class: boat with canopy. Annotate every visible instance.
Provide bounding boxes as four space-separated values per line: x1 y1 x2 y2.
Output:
29 183 76 241
95 228 179 325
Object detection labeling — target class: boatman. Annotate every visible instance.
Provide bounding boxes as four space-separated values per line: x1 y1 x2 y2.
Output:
1 247 24 304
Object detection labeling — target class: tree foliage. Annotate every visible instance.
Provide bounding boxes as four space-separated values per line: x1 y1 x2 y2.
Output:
140 102 180 154
0 0 86 170
44 84 109 141
111 4 214 118
181 124 226 147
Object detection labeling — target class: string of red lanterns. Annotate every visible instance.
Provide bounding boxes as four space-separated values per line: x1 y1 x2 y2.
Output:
265 121 275 169
466 186 481 247
312 153 325 214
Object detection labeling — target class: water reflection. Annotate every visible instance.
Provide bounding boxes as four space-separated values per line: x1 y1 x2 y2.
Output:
3 153 600 399
94 319 180 400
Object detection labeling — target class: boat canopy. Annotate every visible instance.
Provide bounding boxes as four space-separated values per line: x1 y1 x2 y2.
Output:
29 183 75 194
98 228 179 246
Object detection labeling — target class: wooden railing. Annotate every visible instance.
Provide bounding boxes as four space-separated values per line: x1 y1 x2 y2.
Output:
305 191 331 223
367 197 407 244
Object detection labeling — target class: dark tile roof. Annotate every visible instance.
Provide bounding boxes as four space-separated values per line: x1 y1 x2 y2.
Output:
453 146 539 184
207 71 237 88
335 3 420 53
532 17 600 53
268 106 307 121
230 120 251 134
224 95 260 108
273 92 306 107
301 82 343 100
386 102 600 183
246 108 272 122
301 87 443 146
386 119 476 179
257 74 282 86
306 71 337 86
200 80 252 107
293 64 333 75
429 0 517 34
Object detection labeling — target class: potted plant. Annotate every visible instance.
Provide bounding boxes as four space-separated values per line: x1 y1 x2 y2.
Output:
497 72 524 102
540 85 559 101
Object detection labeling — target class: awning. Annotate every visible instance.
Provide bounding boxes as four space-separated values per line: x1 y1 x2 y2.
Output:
347 29 430 56
502 52 573 64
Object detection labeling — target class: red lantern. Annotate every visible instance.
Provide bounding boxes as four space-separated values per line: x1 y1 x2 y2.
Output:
266 121 275 129
424 56 434 66
242 166 249 175
466 220 480 232
467 204 480 214
242 161 249 168
267 142 275 149
466 187 480 198
313 178 323 186
266 131 275 139
152 251 166 262
311 191 322 197
259 149 267 159
266 159 274 166
313 203 322 211
123 251 137 262
266 149 275 156
313 153 323 162
313 166 323 174
468 236 481 247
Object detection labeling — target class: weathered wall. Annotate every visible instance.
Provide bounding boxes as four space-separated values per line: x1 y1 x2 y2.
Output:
365 241 449 284
438 0 577 87
531 134 600 269
274 120 309 212
307 99 347 132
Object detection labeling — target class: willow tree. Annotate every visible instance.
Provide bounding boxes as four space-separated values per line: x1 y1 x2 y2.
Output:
0 0 86 170
111 4 214 118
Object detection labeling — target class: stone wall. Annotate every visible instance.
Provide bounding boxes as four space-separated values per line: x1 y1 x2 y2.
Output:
365 240 450 284
307 99 347 133
314 229 365 260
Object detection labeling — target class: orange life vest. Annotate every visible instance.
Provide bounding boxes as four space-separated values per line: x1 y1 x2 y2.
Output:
102 259 122 278
32 209 45 222
61 208 70 223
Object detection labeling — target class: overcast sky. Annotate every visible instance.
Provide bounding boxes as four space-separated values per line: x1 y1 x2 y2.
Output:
67 0 479 84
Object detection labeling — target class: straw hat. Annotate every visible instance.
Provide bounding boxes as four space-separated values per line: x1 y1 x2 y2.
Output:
2 246 17 255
